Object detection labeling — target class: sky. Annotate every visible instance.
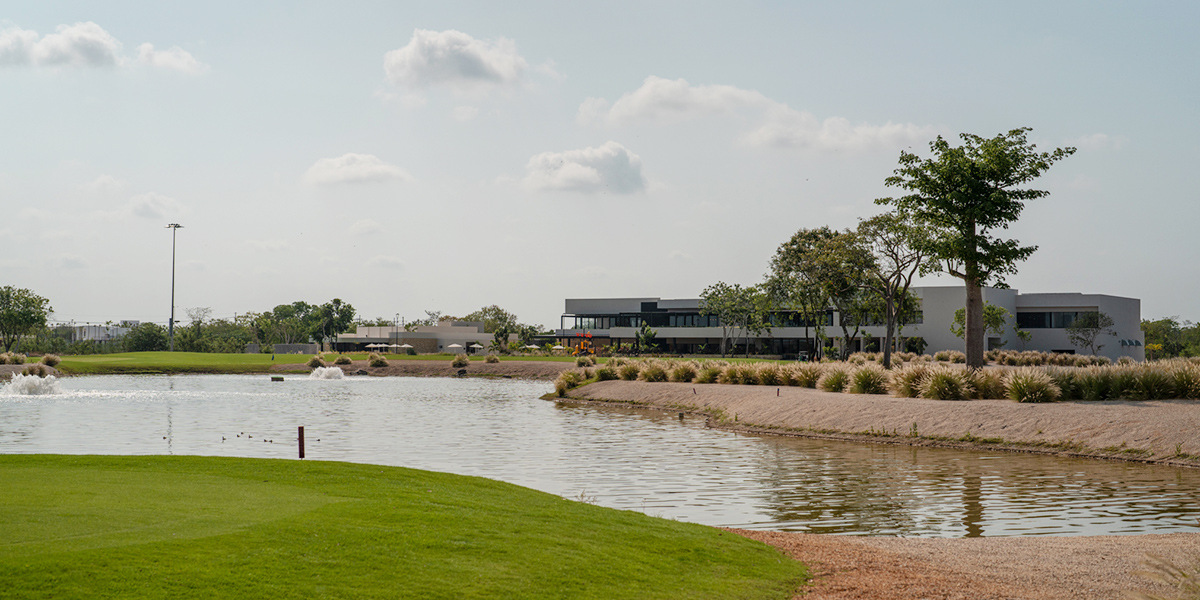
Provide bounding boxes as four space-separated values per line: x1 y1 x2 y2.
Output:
2 1 1198 330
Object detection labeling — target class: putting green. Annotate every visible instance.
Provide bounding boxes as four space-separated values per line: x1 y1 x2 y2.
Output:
1 466 344 557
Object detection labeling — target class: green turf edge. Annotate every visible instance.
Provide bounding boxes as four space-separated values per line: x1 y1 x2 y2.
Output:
0 454 808 600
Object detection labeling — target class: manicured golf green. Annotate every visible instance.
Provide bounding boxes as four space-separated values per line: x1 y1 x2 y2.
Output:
0 455 807 599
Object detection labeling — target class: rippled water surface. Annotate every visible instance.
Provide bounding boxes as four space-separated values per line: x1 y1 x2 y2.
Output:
3 374 1198 538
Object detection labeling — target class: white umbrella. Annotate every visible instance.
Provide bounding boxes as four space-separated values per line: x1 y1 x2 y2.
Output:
552 345 565 350
523 344 540 349
399 344 413 349
447 343 463 349
366 343 383 348
469 343 484 349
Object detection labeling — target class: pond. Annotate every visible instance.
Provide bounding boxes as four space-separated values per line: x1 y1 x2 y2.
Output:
2 374 1198 538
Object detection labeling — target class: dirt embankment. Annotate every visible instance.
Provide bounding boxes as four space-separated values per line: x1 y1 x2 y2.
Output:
566 380 1200 465
272 359 573 380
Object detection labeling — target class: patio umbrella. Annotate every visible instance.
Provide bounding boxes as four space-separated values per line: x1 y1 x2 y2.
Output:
523 345 540 349
447 343 463 349
552 345 565 350
469 343 484 349
399 344 413 349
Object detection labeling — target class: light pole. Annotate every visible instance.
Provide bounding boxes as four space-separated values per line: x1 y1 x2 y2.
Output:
166 223 183 351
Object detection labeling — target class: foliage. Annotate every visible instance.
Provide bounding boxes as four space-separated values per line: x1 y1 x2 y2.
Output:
968 369 1007 400
816 365 850 392
918 366 973 400
792 363 824 388
451 354 471 368
124 323 169 352
638 361 669 382
0 286 52 352
879 127 1076 368
695 364 723 384
951 302 1011 343
333 355 352 365
308 298 357 348
636 322 659 354
669 362 698 383
618 363 641 381
700 282 770 357
855 211 934 368
595 364 618 380
21 363 51 377
369 353 389 368
306 355 324 368
485 354 500 364
1128 553 1200 600
554 370 584 397
1005 368 1061 403
39 354 61 367
1066 311 1116 355
575 355 595 367
888 364 930 398
1141 317 1200 358
848 363 889 394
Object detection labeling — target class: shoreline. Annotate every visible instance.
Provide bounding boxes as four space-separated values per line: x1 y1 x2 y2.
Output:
563 380 1200 468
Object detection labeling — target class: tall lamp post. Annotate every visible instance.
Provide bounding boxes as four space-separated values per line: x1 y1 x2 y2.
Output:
166 223 183 351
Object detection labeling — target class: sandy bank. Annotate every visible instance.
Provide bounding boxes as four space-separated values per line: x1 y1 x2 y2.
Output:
734 529 1200 599
567 380 1200 466
272 359 571 380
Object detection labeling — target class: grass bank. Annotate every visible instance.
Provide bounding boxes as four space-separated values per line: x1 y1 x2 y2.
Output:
0 455 806 599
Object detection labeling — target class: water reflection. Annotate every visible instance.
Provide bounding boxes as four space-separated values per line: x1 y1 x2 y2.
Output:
1 374 1197 538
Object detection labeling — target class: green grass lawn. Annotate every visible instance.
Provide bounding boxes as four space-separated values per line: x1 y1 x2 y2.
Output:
0 455 807 599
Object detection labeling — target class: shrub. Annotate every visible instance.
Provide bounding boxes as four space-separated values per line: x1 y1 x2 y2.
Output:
1 352 26 365
334 355 352 365
669 361 698 383
933 350 952 362
1169 361 1200 399
40 354 61 367
638 361 669 382
816 365 850 393
1109 366 1140 399
575 355 595 367
369 355 388 368
847 352 869 366
695 365 722 384
888 364 930 398
732 363 760 385
554 370 583 397
848 363 888 395
919 366 973 400
485 354 500 364
1130 365 1175 400
778 364 800 386
21 363 50 377
1006 368 1061 403
793 363 824 388
595 365 618 381
618 363 641 381
451 354 470 368
1075 366 1113 401
1045 367 1080 400
968 369 1007 400
1117 356 1136 366
306 355 324 368
755 363 783 386
947 350 966 364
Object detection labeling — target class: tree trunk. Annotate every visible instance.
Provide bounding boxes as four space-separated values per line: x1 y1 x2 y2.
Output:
882 295 896 369
965 278 985 369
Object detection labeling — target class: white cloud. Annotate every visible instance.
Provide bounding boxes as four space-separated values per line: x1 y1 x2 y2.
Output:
127 192 182 220
349 219 384 235
367 255 405 270
452 105 480 121
0 22 204 72
383 29 527 91
582 76 935 151
303 153 412 185
79 174 125 194
1071 133 1125 151
523 141 645 194
135 43 208 74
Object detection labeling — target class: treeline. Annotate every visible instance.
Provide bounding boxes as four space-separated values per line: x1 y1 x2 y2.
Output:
1142 317 1200 359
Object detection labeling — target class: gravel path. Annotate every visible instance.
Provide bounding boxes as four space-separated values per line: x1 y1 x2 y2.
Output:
568 380 1200 464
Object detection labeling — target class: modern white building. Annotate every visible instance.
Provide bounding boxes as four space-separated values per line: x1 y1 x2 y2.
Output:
335 321 516 354
555 287 1145 361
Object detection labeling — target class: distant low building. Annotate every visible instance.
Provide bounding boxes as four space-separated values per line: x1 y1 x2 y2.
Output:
335 321 516 354
71 321 139 342
555 286 1145 361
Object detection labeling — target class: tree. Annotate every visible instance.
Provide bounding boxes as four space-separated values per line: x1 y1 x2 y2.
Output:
700 282 767 357
856 212 934 368
462 305 520 334
1067 311 1116 355
879 128 1076 368
124 322 169 352
1141 317 1185 358
951 302 1011 346
771 227 875 359
308 299 356 348
636 322 658 354
0 286 52 352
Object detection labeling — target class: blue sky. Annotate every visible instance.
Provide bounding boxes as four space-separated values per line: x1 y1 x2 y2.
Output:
2 1 1197 329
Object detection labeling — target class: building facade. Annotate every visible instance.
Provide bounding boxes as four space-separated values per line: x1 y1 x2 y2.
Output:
556 287 1145 361
335 321 515 354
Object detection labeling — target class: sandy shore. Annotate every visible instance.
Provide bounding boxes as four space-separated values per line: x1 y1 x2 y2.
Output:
567 380 1200 465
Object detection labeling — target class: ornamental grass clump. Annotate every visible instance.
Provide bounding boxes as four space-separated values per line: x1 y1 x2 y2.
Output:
1169 360 1200 399
755 363 784 386
816 365 850 393
669 361 698 383
847 353 869 366
947 350 967 364
39 354 60 367
21 363 50 377
968 369 1007 400
777 364 800 386
595 364 617 381
554 370 584 397
618 363 641 381
485 354 500 364
1109 365 1140 399
918 366 973 400
933 350 952 362
575 355 595 367
1045 367 1080 400
848 363 888 395
888 364 930 398
306 355 324 368
694 364 722 384
368 352 388 368
793 363 824 388
1130 365 1176 400
451 354 470 368
1005 367 1061 403
638 361 669 383
1075 365 1113 401
334 355 352 365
